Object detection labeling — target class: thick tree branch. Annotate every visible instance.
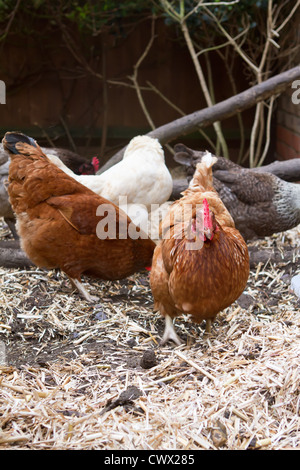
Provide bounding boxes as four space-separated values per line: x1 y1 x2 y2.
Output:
0 241 297 270
248 246 299 268
100 66 300 173
252 159 300 181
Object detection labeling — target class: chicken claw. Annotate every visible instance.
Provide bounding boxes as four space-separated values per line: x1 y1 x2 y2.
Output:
161 315 183 346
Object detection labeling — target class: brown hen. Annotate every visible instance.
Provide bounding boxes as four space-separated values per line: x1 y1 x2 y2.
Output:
150 152 249 345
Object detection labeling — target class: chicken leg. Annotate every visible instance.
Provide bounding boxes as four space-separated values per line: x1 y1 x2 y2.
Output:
4 217 19 239
68 277 99 303
205 319 212 334
204 317 216 335
161 315 183 346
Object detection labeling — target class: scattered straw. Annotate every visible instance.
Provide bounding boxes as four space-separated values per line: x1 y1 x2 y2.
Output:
0 220 299 449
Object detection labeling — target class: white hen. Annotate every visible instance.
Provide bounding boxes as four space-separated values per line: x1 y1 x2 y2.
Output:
46 135 173 237
97 136 173 209
48 135 173 209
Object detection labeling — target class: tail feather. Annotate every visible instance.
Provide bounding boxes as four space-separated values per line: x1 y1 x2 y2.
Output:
3 132 38 155
201 151 218 169
4 131 85 212
186 150 217 193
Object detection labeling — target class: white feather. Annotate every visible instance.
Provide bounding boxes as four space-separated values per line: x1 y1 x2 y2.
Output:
290 274 300 298
201 150 218 168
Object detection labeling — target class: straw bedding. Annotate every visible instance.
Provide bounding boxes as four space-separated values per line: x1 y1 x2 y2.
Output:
0 221 299 450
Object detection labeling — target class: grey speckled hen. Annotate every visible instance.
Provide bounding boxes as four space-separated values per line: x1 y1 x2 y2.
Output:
174 143 300 241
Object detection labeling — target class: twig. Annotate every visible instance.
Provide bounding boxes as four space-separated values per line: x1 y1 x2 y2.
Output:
180 18 229 159
173 350 218 385
256 95 276 167
203 6 259 74
276 0 300 33
146 80 216 150
129 17 157 130
100 35 108 156
0 0 22 41
59 116 77 152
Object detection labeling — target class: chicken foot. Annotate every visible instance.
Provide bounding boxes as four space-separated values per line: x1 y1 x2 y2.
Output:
161 315 183 346
161 315 215 345
68 277 99 303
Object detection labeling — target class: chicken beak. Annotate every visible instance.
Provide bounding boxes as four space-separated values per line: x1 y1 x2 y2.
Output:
204 227 214 240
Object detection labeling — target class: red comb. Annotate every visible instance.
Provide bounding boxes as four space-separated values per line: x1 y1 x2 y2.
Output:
203 198 209 214
145 266 151 271
203 198 211 227
92 156 99 172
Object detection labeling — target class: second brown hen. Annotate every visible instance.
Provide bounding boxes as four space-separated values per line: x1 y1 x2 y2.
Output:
4 132 155 302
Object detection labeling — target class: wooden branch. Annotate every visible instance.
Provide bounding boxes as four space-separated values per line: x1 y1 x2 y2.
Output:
171 178 188 200
0 241 296 270
148 66 300 143
252 159 300 181
248 246 299 268
0 240 20 249
99 66 300 173
0 246 33 269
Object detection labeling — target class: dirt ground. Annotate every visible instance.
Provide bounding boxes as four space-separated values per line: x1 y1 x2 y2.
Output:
0 221 299 450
